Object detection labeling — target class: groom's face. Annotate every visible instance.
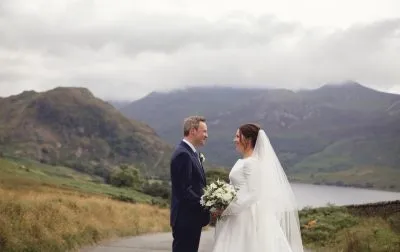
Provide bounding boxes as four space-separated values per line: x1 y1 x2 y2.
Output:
192 122 208 147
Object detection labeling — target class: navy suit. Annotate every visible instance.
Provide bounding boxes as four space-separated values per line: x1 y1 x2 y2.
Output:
170 141 210 252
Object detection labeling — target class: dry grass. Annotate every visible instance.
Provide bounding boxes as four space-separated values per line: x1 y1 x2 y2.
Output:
0 186 171 252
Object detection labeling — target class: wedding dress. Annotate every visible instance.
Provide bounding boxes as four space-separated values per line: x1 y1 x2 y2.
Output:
212 130 304 252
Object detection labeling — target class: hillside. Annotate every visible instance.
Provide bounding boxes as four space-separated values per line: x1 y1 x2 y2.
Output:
120 82 400 190
0 156 170 252
0 87 172 179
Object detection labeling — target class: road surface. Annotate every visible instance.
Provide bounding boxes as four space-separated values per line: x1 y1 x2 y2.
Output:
81 228 214 252
81 228 312 252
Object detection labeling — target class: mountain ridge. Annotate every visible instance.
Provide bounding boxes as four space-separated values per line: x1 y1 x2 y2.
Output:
119 82 400 190
0 87 172 179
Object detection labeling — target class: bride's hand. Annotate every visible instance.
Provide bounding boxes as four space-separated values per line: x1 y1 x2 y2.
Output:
211 208 224 219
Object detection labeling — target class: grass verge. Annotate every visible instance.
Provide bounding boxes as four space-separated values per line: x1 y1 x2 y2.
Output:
0 186 170 252
300 204 400 251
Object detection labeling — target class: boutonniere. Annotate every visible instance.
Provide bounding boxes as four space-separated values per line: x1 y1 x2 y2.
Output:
199 152 206 163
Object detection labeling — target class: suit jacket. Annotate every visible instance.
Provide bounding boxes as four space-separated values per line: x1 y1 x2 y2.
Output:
170 140 210 228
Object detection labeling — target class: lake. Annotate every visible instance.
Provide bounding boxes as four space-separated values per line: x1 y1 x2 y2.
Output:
291 183 400 208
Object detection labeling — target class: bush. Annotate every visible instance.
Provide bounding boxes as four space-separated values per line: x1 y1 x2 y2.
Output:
388 212 400 233
150 198 169 208
141 181 170 200
299 206 359 246
63 160 94 174
108 165 143 189
109 194 137 204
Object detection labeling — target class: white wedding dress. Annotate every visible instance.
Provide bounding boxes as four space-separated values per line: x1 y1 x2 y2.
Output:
212 130 304 252
212 158 260 252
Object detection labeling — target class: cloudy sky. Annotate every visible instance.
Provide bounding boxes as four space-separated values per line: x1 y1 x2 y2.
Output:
0 0 399 100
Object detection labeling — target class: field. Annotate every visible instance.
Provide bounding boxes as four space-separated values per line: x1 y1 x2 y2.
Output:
1 156 399 252
0 156 157 203
0 157 170 252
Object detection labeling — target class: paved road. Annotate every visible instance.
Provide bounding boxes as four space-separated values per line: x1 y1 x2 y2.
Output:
81 229 312 252
81 229 214 252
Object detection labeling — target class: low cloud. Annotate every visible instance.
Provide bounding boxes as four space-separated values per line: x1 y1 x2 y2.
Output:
0 0 399 100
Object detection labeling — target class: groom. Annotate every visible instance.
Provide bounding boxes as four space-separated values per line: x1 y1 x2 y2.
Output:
170 116 210 252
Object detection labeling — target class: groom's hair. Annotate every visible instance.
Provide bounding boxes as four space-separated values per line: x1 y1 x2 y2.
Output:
183 116 206 136
239 123 261 149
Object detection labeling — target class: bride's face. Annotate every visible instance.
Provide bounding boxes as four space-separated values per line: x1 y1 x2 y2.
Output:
234 129 248 154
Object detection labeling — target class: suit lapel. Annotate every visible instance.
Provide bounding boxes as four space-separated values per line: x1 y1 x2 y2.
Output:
180 141 206 183
194 153 206 180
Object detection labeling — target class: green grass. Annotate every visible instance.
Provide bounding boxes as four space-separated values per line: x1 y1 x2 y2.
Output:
292 165 400 191
290 136 400 191
300 205 359 247
300 205 400 251
0 157 154 203
292 138 358 172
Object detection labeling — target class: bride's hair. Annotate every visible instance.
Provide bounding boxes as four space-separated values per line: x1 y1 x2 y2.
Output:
239 123 261 149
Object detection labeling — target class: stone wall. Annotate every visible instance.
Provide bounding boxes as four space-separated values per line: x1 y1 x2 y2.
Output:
346 200 400 218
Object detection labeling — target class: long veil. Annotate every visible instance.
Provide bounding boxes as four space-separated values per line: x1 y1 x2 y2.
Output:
252 129 304 252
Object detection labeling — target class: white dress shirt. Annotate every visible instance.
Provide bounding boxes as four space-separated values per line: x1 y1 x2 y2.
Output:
182 139 197 154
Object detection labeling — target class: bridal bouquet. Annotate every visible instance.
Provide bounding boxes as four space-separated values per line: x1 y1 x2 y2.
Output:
200 179 237 213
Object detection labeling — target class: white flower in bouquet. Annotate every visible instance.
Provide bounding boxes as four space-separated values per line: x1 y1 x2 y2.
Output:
200 179 237 213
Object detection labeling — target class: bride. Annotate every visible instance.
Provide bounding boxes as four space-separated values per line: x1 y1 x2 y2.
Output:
211 123 304 252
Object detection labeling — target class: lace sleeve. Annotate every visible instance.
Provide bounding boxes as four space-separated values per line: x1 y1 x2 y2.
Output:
221 158 261 216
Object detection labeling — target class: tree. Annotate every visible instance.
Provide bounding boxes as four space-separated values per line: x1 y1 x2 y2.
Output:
109 164 143 189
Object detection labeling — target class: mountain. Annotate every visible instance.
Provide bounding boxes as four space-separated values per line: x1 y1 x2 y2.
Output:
108 100 132 109
0 87 172 179
120 82 400 190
